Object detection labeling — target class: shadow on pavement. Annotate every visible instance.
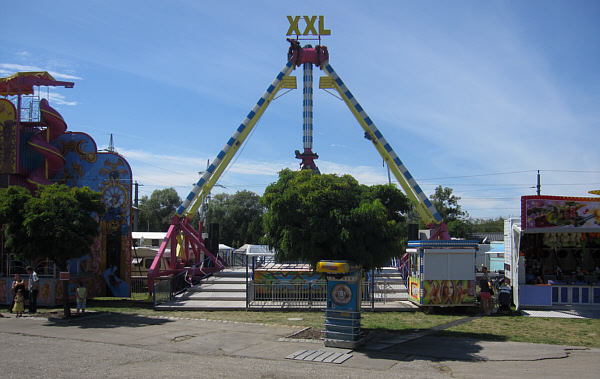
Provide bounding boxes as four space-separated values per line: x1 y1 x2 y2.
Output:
45 313 173 329
358 328 507 362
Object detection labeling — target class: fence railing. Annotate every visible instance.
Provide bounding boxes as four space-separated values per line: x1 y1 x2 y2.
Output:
153 278 172 309
248 279 406 309
131 276 148 294
249 282 327 308
150 262 408 309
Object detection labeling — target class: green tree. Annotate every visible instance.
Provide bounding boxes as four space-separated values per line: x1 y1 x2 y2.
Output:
447 219 474 239
139 187 181 231
262 169 411 270
471 217 505 233
0 184 105 317
430 185 468 222
206 190 265 248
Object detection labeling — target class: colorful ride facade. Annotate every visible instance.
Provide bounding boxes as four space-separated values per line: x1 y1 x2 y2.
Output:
0 71 132 306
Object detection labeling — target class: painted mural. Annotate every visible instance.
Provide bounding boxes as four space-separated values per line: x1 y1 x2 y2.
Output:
522 195 600 231
415 279 475 305
254 270 326 297
0 75 132 303
409 276 420 303
53 132 132 297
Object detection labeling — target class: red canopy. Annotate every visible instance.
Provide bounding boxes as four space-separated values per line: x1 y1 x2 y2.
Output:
0 71 74 96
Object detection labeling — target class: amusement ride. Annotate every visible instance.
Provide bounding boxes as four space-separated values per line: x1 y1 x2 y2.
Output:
147 17 450 290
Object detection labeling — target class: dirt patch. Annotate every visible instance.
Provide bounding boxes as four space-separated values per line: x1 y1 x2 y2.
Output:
288 327 374 341
287 327 323 340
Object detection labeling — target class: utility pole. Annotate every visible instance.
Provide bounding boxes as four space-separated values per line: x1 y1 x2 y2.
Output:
133 181 142 232
536 170 541 195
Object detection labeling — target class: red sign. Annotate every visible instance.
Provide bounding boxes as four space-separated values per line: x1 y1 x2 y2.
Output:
59 272 70 280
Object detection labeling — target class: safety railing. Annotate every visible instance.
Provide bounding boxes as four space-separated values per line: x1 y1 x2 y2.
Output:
172 256 218 295
153 278 172 309
249 281 327 308
248 279 406 309
152 256 219 309
131 276 148 294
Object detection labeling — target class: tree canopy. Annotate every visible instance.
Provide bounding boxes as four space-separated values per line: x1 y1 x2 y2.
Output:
205 190 265 247
139 187 180 231
0 184 105 270
430 185 468 222
261 169 411 270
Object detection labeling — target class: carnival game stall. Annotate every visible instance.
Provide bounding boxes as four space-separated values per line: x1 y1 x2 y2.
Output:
507 196 600 309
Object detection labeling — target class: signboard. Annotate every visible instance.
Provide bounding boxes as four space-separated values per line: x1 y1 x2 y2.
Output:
60 272 70 281
422 280 476 305
521 195 600 231
286 15 330 36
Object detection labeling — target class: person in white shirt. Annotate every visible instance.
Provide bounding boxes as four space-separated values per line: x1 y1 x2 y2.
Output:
26 266 39 314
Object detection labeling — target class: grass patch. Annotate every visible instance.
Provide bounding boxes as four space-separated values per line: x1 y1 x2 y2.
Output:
361 311 464 333
32 297 600 348
442 314 600 348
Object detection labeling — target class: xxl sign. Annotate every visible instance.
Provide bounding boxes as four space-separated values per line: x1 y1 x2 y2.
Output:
286 15 331 36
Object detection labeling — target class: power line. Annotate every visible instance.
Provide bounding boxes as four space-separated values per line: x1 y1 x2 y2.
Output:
419 169 600 181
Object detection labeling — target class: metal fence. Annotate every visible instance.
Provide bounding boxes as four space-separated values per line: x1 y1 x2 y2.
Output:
153 278 172 309
131 276 148 294
248 279 406 309
249 281 327 308
149 262 408 310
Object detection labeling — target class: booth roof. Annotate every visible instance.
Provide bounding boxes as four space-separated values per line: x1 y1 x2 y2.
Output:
132 232 167 240
487 243 505 253
233 244 275 256
0 71 56 96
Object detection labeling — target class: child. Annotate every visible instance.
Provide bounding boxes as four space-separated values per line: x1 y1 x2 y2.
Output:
75 282 87 315
13 289 25 318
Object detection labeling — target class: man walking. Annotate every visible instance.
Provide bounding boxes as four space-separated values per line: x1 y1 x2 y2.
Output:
26 266 39 314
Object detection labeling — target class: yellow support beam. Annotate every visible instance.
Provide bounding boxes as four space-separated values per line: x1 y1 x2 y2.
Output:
184 69 294 220
321 67 437 226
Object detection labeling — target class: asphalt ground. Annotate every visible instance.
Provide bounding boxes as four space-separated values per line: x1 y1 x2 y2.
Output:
0 312 598 378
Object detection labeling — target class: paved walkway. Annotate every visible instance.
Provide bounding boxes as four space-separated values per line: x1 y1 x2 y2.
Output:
0 312 598 378
521 307 600 319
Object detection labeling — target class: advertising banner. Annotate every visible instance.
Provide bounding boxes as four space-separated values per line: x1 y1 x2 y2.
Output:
422 280 475 305
522 195 600 231
409 276 421 303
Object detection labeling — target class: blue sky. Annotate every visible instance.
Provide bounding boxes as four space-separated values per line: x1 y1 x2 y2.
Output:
2 1 599 220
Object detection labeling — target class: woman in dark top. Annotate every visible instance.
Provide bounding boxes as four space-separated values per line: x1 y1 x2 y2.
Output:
480 267 492 316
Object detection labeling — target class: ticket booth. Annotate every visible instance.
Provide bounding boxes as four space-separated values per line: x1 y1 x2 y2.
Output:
406 240 478 311
316 260 364 348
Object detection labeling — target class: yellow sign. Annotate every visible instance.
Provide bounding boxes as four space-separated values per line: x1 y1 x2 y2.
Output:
316 261 350 274
0 98 16 122
286 15 331 36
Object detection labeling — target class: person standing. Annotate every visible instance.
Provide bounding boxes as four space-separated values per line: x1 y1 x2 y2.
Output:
10 274 25 313
75 282 87 315
26 266 39 314
479 266 492 316
12 289 25 318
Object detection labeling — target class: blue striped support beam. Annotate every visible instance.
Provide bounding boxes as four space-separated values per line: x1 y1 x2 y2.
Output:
176 61 296 217
322 62 442 223
303 61 313 149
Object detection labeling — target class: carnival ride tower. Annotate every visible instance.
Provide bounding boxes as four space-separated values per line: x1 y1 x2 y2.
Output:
147 35 450 291
295 45 320 174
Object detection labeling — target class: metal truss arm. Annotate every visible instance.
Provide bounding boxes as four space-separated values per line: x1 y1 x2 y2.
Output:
177 61 297 220
320 62 443 227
